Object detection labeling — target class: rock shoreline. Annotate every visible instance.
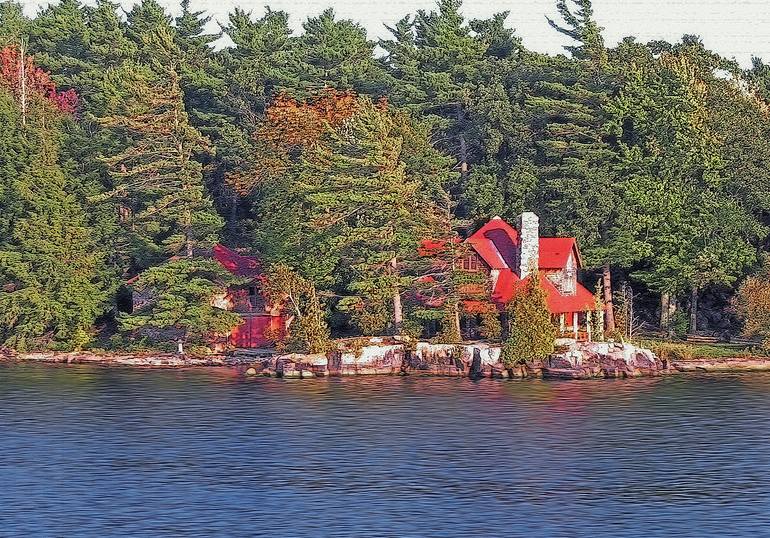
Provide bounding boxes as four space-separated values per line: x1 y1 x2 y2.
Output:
671 357 770 372
238 340 673 380
0 349 232 368
3 343 770 378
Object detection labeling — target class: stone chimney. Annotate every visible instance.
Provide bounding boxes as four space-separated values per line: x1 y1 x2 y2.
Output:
517 212 539 278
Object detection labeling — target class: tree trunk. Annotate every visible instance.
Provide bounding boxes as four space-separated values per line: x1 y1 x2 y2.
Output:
453 303 461 341
456 104 468 181
661 293 677 338
390 257 403 335
602 264 615 332
660 292 670 333
689 288 698 335
184 207 193 257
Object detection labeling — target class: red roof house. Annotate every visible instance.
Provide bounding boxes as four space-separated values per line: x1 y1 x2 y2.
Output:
461 213 599 339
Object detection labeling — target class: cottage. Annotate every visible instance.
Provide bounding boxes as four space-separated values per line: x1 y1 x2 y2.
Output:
210 245 288 348
461 213 600 340
130 244 288 349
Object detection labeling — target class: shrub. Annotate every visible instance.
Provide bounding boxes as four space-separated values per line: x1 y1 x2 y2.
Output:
501 274 557 367
479 310 502 341
735 260 770 351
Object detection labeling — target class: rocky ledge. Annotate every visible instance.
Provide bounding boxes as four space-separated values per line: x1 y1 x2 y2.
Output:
671 357 770 372
542 340 669 379
241 338 669 380
2 349 228 368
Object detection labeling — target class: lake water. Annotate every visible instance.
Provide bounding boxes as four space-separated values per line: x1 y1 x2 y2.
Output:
1 364 769 537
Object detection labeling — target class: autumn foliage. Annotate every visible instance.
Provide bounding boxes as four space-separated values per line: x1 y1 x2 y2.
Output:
0 46 78 114
735 260 770 350
226 89 358 194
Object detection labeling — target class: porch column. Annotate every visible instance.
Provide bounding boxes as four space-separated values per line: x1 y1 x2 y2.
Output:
599 310 605 337
573 312 578 339
559 313 565 334
587 313 592 342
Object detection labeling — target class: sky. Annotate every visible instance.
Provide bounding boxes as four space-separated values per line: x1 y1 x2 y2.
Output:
19 0 770 67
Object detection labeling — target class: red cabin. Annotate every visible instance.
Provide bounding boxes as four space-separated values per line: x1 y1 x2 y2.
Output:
210 244 288 349
130 244 288 349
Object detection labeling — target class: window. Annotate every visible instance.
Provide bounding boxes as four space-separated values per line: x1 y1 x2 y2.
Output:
248 286 257 309
462 253 480 272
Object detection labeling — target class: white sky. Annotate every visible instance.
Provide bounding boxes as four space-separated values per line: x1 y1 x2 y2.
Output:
19 0 770 67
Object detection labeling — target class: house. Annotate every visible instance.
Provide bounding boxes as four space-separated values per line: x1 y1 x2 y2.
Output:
210 244 288 349
130 244 288 349
461 212 601 340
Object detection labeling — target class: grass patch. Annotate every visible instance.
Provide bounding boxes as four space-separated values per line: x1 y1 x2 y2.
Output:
635 339 760 361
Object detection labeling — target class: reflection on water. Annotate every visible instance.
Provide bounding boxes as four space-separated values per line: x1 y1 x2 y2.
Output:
1 364 770 537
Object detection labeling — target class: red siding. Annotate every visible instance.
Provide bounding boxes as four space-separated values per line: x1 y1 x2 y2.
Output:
230 315 286 348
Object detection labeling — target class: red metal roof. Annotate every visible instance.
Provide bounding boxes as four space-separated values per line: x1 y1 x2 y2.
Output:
466 217 519 270
212 244 263 278
491 268 519 303
493 272 596 314
465 217 582 272
538 237 580 269
541 278 595 314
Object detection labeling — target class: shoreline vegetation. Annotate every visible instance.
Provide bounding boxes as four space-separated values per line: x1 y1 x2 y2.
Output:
2 0 770 358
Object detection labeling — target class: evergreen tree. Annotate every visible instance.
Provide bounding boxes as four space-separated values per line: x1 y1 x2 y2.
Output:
297 8 384 95
27 0 89 89
173 0 225 131
98 27 222 268
256 97 455 335
0 0 28 46
381 0 492 197
501 274 557 367
547 0 607 66
125 0 173 57
0 89 108 351
119 258 243 352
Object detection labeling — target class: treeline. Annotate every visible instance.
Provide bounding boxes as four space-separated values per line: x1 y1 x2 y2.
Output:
1 0 770 351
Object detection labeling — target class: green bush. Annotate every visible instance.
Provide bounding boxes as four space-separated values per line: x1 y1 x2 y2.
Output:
501 274 557 367
646 341 694 362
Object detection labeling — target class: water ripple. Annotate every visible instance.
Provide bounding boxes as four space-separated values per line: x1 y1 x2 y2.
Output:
1 365 769 537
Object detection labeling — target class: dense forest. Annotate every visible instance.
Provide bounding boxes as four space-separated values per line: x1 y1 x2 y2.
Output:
1 0 770 352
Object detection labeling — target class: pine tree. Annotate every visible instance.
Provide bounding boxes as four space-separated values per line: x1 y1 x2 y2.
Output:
524 1 622 333
0 0 28 46
255 97 455 335
125 0 173 57
547 0 608 67
119 258 244 352
27 0 89 89
501 274 557 367
173 0 225 132
297 8 384 96
98 27 222 268
381 0 486 192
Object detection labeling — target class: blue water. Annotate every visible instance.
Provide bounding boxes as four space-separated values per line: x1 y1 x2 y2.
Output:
1 364 769 537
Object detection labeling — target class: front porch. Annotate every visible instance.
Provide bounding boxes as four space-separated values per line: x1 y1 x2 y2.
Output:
555 311 602 342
